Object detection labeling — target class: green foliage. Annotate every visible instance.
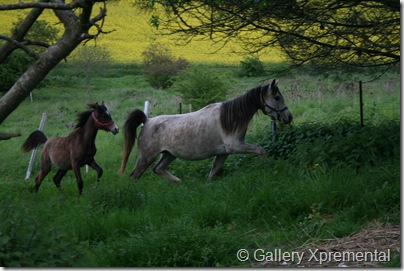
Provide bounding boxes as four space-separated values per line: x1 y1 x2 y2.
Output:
0 49 33 93
0 18 61 93
171 65 228 110
97 220 244 267
13 18 60 53
142 42 189 89
239 56 266 77
0 196 89 267
260 119 400 168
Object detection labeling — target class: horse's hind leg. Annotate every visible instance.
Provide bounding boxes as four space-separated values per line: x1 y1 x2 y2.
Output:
129 151 159 180
153 152 181 183
208 154 229 179
33 152 53 193
34 164 52 193
53 169 67 190
88 159 103 182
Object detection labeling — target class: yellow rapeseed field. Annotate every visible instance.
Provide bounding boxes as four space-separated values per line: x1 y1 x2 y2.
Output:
0 0 284 64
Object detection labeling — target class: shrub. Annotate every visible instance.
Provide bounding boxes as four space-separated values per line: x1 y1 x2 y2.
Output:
171 65 228 110
0 49 33 93
141 43 189 89
256 119 400 168
239 56 265 77
0 197 89 267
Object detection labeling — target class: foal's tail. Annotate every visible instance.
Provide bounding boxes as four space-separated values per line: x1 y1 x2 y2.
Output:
119 109 147 175
21 130 47 152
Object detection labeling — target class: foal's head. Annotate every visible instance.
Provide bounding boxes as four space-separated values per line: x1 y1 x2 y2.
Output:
261 79 293 124
89 102 119 134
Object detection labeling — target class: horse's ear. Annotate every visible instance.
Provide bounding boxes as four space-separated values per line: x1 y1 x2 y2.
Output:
270 79 279 95
101 101 105 106
88 103 97 110
271 79 276 88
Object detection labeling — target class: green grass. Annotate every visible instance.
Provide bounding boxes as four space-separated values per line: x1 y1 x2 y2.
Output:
0 63 400 267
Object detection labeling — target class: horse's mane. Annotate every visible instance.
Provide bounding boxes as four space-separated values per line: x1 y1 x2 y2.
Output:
220 84 268 134
75 111 92 129
75 103 98 129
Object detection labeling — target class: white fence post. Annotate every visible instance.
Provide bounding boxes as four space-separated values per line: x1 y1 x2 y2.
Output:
25 113 47 180
144 100 150 117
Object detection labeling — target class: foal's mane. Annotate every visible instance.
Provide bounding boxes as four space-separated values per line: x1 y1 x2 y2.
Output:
75 103 98 129
220 84 268 134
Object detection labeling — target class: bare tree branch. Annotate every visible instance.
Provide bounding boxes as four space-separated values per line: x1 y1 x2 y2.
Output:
0 34 40 58
0 1 79 10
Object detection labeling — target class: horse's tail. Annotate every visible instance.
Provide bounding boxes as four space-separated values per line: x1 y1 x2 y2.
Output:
21 130 47 152
119 109 147 175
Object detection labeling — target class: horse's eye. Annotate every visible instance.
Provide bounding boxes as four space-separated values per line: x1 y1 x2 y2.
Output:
274 96 280 101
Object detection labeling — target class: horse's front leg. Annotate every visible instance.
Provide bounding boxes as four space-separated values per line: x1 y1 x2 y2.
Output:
226 142 266 156
72 162 84 196
87 159 103 182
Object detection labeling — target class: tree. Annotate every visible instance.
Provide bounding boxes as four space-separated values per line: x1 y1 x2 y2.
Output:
0 0 111 125
136 0 399 69
70 45 112 98
0 18 60 93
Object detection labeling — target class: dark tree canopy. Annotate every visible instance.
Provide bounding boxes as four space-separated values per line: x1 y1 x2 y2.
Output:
137 0 400 68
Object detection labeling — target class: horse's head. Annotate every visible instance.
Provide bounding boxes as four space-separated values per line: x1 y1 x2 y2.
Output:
91 102 119 134
261 79 293 124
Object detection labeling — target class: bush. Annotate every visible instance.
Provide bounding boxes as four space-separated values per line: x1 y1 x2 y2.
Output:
171 65 228 110
239 56 265 77
141 43 189 89
257 119 400 168
0 50 33 93
0 197 89 267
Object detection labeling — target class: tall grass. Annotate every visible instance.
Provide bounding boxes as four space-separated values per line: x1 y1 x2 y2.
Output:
0 63 399 267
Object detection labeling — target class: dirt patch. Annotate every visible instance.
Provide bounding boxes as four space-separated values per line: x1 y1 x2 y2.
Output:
255 221 400 268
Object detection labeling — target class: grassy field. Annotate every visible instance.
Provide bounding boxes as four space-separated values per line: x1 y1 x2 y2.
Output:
0 62 400 267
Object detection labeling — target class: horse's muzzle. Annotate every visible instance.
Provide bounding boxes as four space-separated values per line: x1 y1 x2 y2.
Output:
279 111 293 124
109 124 119 135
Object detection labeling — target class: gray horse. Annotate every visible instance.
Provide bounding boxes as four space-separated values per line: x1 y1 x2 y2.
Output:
120 79 292 182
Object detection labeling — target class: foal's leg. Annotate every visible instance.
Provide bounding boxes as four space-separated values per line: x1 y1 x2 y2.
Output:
34 156 52 193
34 166 52 193
53 169 67 190
208 154 229 179
87 159 103 182
153 152 181 183
72 162 84 195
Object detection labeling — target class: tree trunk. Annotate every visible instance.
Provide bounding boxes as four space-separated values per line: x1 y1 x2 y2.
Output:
0 1 104 125
0 34 81 125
